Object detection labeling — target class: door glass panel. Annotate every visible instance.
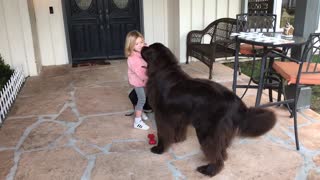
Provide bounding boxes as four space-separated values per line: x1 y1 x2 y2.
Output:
75 0 93 10
113 0 129 9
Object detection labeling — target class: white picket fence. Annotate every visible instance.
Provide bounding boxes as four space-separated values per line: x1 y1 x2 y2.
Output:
0 68 25 125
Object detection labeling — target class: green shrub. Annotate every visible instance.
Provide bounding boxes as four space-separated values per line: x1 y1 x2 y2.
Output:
0 54 14 90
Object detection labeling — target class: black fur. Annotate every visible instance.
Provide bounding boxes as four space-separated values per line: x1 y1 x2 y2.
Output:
141 43 277 177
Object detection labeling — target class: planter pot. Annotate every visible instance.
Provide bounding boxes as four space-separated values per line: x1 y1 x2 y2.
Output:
285 85 312 110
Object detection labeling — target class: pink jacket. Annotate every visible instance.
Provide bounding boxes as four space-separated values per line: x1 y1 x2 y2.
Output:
127 51 148 87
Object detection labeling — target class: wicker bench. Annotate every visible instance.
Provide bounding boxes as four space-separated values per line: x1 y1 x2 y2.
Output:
186 18 237 79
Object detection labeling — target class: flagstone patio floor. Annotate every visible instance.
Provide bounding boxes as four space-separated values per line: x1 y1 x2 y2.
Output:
1 60 320 180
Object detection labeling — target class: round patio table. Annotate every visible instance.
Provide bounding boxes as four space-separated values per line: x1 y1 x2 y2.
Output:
232 32 307 106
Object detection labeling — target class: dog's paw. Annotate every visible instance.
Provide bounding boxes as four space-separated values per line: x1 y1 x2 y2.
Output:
151 146 164 154
196 164 217 177
174 134 186 143
222 150 228 160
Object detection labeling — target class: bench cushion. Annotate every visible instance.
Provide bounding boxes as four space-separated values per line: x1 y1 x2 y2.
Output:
191 44 235 59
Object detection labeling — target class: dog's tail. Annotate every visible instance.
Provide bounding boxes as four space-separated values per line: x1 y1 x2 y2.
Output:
238 107 276 137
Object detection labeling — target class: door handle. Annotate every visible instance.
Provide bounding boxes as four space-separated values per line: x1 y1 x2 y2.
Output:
99 10 104 29
105 9 110 30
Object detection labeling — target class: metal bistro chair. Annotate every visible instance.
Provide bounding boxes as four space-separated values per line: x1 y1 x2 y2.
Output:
235 13 281 101
260 33 320 150
236 13 277 55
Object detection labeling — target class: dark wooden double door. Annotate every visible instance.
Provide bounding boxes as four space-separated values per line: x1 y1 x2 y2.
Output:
65 0 142 63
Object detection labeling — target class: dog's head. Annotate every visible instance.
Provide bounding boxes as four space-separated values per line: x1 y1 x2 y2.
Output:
141 43 178 72
141 43 163 64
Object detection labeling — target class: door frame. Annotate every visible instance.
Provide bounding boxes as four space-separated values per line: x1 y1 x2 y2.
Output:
61 0 144 64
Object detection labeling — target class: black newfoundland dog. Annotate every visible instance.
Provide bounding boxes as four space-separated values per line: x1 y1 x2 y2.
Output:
141 43 276 177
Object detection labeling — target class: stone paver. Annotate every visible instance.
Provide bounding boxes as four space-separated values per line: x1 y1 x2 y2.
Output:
0 150 14 179
8 93 70 117
0 61 320 180
15 148 87 180
92 152 173 180
55 107 78 122
74 114 154 147
21 121 67 150
308 169 320 180
299 123 320 150
172 140 302 180
75 85 132 116
0 118 37 147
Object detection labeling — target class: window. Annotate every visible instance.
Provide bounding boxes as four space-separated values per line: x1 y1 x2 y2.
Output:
247 0 274 14
280 0 296 28
244 0 297 30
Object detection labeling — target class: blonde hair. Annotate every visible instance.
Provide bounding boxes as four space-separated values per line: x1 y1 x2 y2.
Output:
124 30 144 57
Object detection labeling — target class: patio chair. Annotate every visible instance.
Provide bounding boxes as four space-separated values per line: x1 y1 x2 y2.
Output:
186 18 237 79
236 13 277 56
235 13 281 101
261 33 320 150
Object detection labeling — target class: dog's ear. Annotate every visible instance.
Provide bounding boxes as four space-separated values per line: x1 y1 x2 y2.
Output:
141 46 153 63
141 44 160 63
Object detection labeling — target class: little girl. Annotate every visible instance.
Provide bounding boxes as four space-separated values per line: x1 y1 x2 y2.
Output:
124 30 150 130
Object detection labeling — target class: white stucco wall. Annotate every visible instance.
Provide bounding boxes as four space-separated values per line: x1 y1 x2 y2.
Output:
0 0 38 76
0 0 241 76
33 0 169 66
33 0 68 66
27 0 42 75
20 0 39 76
31 0 240 65
143 0 168 46
179 0 241 62
318 10 320 32
6 0 320 77
167 0 180 59
0 0 11 66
